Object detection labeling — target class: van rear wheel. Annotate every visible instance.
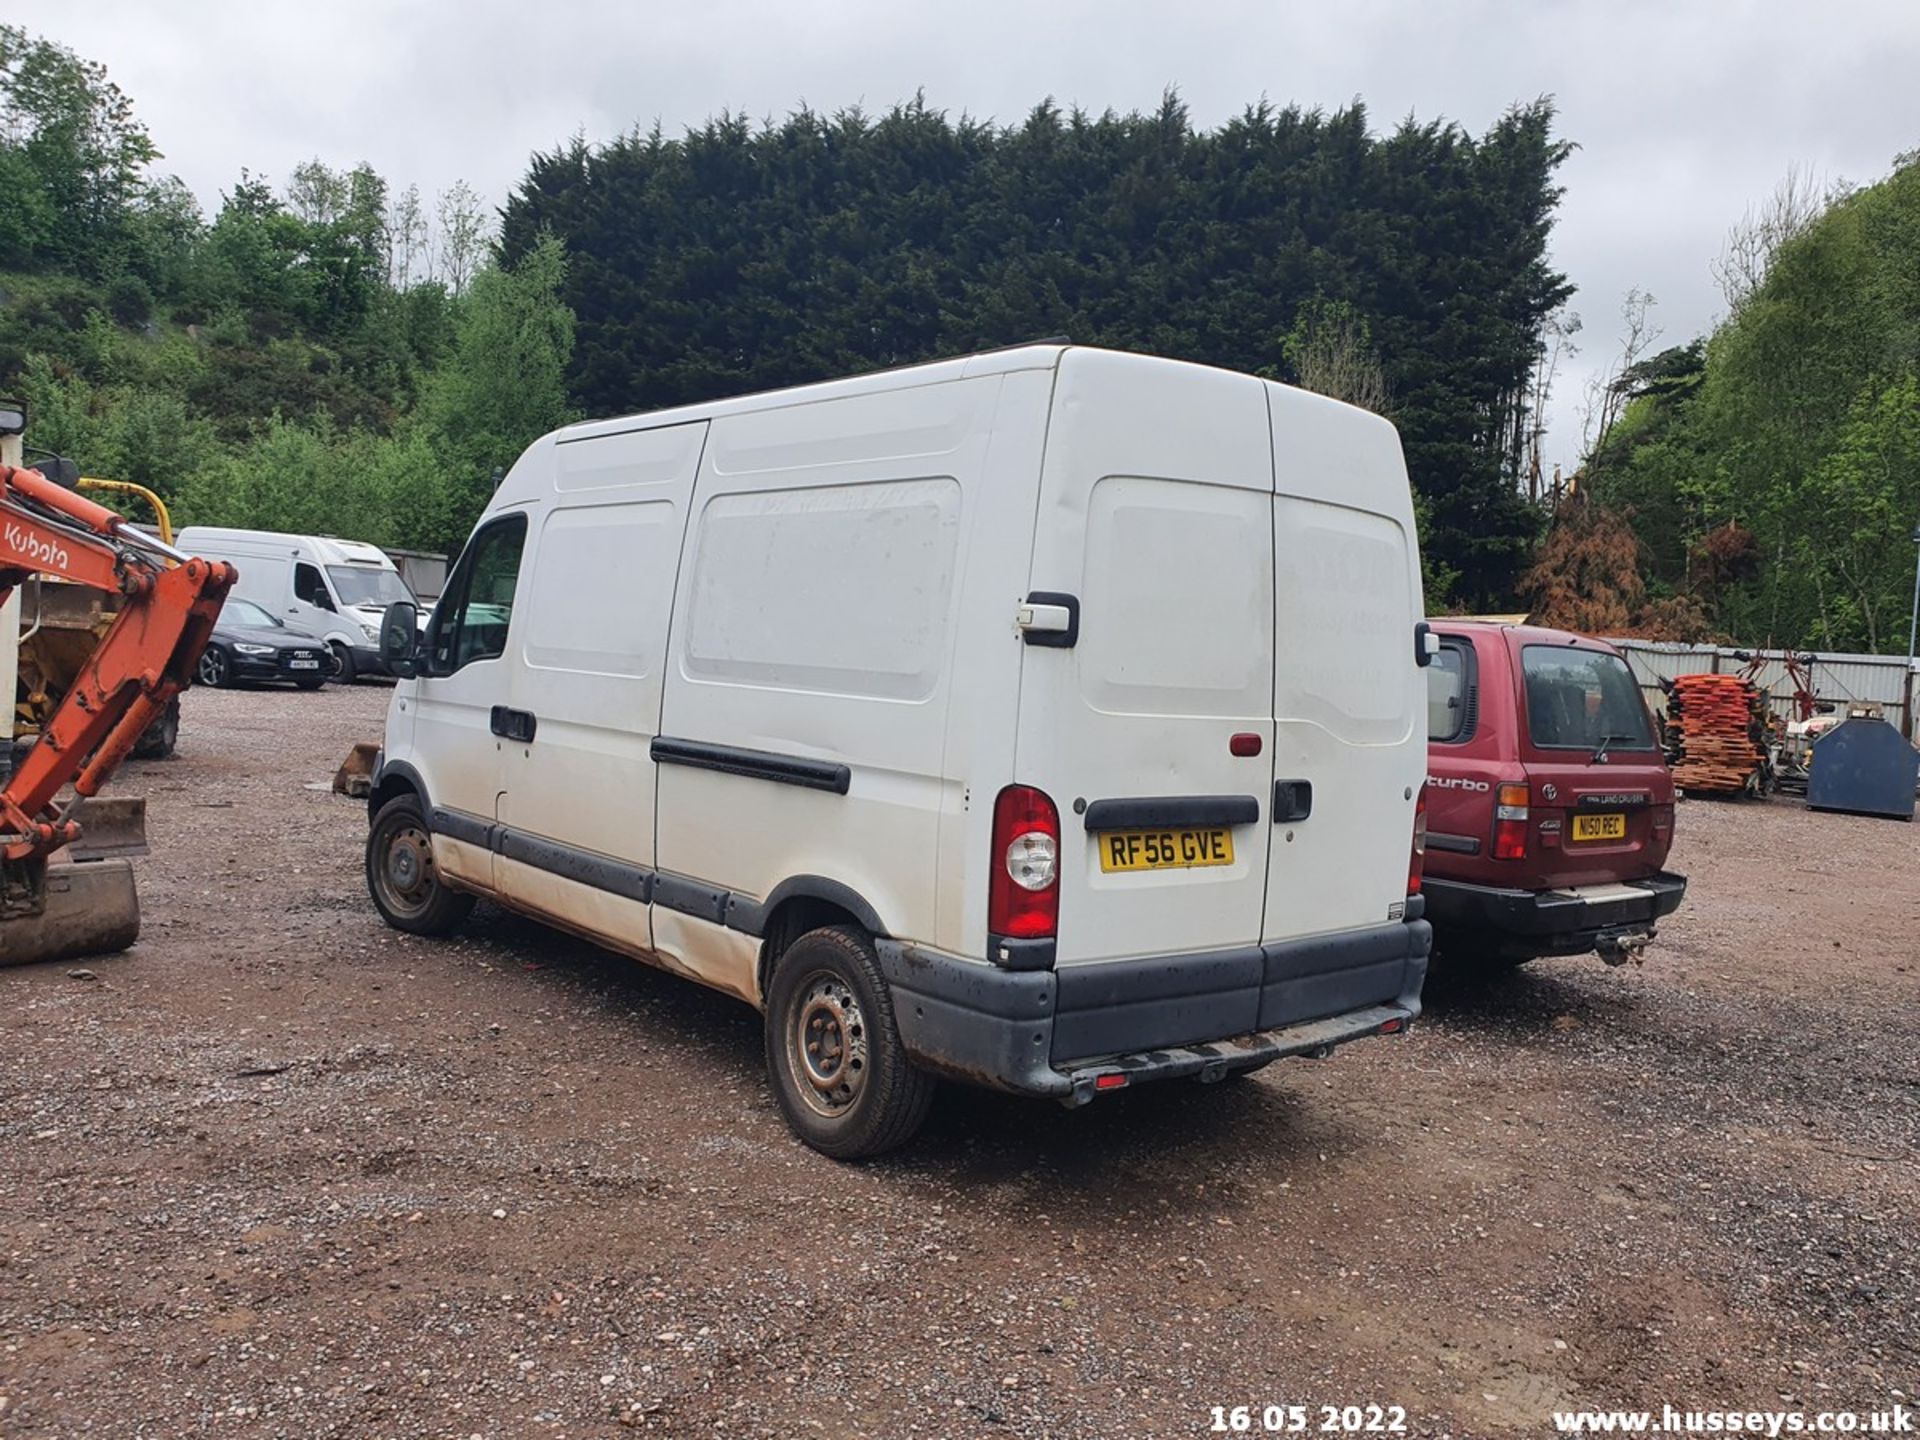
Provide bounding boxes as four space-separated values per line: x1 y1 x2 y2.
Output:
366 794 473 936
764 925 932 1159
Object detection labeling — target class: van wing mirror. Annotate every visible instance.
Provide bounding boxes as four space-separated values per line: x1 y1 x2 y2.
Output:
380 600 419 676
1414 621 1437 668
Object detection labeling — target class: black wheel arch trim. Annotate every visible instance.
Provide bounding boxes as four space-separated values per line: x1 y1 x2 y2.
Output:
727 874 888 939
368 756 429 824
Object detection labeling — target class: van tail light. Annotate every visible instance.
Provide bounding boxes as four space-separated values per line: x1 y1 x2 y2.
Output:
989 785 1061 940
1407 784 1428 895
1493 782 1530 861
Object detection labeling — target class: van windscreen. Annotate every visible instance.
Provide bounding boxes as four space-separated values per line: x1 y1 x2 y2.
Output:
1521 646 1655 751
328 565 415 608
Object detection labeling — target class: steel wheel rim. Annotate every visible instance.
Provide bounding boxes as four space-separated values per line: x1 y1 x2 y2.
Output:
787 971 869 1118
197 649 226 686
378 821 437 917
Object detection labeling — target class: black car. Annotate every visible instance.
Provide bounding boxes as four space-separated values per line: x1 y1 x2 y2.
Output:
196 598 330 690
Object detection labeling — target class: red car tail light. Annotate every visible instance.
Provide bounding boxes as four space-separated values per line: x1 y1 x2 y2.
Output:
1407 783 1428 895
989 784 1061 939
1493 782 1530 861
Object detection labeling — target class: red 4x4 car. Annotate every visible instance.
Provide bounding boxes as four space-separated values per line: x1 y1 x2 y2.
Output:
1421 622 1687 969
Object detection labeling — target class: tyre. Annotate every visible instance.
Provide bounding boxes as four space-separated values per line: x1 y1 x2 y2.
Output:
764 925 933 1160
131 698 180 759
196 646 232 688
328 642 357 685
293 673 326 691
365 794 474 936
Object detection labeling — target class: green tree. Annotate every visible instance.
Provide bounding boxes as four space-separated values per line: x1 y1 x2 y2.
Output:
503 95 1573 606
1589 156 1920 651
0 24 159 274
413 232 576 535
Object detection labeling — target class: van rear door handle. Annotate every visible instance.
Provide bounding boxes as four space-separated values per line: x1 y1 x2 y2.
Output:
1017 591 1080 648
490 706 537 743
1274 779 1312 822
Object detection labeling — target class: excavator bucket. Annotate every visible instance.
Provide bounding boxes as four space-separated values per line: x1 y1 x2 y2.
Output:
333 741 380 799
68 796 150 860
0 858 140 967
0 797 145 967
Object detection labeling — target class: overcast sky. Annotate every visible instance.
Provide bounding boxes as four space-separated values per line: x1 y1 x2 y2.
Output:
21 0 1920 472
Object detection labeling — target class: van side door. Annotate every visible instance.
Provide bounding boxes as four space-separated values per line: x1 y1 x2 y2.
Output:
653 379 998 999
492 422 707 947
408 511 531 893
293 560 335 618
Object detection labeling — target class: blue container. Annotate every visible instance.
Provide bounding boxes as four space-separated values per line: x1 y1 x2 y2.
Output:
1806 717 1919 821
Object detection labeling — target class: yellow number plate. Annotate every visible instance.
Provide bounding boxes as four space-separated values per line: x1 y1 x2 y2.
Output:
1098 827 1235 873
1571 813 1626 842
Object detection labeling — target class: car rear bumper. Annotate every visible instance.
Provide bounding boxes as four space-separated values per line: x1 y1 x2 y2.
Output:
876 911 1430 1103
1423 871 1687 946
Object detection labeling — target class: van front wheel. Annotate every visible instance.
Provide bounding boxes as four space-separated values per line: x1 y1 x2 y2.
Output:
366 794 474 936
764 926 933 1160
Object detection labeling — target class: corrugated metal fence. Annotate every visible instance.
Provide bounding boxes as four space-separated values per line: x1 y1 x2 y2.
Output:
1607 640 1920 743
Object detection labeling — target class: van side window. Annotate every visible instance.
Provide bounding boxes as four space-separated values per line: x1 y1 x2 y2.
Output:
294 562 335 611
1426 642 1474 743
429 514 527 675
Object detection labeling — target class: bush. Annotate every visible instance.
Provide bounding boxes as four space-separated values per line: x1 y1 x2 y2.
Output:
106 274 154 327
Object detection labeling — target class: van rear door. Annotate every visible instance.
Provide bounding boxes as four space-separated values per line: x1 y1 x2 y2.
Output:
1261 385 1426 944
1015 352 1277 965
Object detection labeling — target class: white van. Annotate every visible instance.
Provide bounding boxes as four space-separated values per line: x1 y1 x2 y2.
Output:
362 345 1434 1157
175 528 418 681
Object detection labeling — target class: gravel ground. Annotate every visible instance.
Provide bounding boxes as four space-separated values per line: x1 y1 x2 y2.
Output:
2 682 1916 1439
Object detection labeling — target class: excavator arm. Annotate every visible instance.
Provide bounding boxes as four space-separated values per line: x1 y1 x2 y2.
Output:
0 463 233 864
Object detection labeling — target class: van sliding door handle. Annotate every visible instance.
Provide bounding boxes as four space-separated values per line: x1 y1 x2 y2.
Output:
490 706 537 743
1273 779 1312 822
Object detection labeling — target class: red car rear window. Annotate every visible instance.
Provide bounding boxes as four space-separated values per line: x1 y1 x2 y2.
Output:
1521 646 1655 752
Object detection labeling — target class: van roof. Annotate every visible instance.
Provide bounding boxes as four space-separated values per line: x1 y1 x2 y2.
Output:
175 527 397 567
552 342 1072 448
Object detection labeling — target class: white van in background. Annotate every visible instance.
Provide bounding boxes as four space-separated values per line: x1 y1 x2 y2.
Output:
361 344 1436 1157
174 528 418 681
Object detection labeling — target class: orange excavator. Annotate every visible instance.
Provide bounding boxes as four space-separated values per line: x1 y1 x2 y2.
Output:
0 429 233 965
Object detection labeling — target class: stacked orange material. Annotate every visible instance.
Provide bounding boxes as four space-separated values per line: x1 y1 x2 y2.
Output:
1666 673 1768 794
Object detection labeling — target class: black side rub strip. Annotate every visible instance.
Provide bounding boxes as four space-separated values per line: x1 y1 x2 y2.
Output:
650 736 851 795
498 829 653 903
1081 795 1260 831
430 806 494 850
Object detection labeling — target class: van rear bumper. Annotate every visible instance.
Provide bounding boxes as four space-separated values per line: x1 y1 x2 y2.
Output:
876 915 1430 1103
